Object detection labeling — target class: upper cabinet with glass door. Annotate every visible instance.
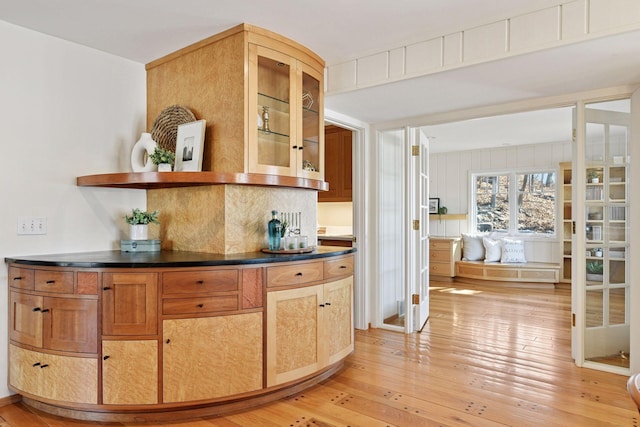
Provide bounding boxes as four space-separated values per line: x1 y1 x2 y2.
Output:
146 24 325 183
248 41 324 181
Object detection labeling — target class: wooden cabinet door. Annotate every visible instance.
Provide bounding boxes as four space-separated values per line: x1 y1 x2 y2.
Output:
319 125 352 202
323 277 354 365
43 297 98 354
10 291 43 348
266 285 323 387
163 313 263 403
102 273 158 336
9 344 97 404
102 340 158 404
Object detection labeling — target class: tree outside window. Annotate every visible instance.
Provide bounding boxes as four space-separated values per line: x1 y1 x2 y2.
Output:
473 171 556 236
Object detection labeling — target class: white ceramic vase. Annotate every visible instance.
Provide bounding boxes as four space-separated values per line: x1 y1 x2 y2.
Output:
131 133 158 172
130 224 149 240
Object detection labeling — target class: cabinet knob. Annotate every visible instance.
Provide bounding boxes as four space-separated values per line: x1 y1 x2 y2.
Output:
197 280 204 285
298 146 303 150
46 280 55 284
103 287 112 291
166 339 171 344
40 364 49 369
325 302 331 306
292 145 298 149
197 304 204 308
103 355 110 360
295 272 303 276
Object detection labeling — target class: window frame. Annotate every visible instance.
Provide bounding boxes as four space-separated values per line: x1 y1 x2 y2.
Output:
470 168 558 239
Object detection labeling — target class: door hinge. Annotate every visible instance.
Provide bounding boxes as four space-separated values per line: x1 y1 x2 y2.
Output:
412 145 420 156
572 221 576 234
412 219 420 230
572 313 576 327
412 294 420 305
572 128 577 142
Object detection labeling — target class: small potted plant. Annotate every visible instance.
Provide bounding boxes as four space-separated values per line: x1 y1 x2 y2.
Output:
588 170 599 184
586 260 604 281
149 147 176 172
124 208 159 240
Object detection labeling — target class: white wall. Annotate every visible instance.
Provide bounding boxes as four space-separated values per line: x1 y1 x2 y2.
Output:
428 140 572 262
0 21 147 398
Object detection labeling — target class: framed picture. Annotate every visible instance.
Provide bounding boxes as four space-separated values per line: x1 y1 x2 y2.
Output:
428 198 440 214
174 120 206 172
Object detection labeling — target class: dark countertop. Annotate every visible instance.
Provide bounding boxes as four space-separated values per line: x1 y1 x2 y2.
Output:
5 246 356 269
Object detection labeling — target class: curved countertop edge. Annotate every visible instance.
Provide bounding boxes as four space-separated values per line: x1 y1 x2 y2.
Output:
4 246 356 268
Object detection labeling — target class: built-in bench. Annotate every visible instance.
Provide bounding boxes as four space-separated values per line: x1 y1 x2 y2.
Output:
455 260 560 285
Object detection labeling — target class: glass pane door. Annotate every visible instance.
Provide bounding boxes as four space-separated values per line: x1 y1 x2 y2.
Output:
299 65 323 180
583 99 630 370
252 46 295 175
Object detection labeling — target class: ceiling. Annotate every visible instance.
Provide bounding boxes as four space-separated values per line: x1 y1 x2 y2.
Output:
3 0 640 152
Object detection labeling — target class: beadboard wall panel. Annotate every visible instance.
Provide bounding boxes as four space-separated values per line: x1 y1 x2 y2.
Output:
561 0 588 40
463 21 507 63
510 7 560 51
326 1 640 95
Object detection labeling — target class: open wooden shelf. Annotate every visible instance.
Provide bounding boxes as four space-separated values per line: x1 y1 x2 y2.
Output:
77 172 329 191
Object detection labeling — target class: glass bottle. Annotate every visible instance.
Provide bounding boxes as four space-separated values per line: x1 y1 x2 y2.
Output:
268 210 282 250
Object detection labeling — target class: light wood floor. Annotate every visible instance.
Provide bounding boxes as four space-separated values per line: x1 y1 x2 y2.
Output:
1 282 637 426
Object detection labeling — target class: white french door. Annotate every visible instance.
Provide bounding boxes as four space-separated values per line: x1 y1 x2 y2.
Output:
407 128 430 332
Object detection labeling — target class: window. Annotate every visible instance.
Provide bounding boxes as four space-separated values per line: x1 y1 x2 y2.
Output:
473 170 556 236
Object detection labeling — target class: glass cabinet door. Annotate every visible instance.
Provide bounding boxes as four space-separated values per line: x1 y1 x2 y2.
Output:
298 64 324 180
583 98 630 370
249 45 296 176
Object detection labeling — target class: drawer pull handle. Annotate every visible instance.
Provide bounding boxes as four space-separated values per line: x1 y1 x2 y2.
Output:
295 272 303 276
40 364 49 369
166 339 171 344
298 146 303 150
13 277 22 281
46 280 55 284
32 307 42 312
32 362 41 367
197 280 204 284
41 309 50 313
319 304 325 307
103 287 111 291
292 145 298 149
103 355 110 361
197 304 204 308
340 265 347 269
325 302 331 306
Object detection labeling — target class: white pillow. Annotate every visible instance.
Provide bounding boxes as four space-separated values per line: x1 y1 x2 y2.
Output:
483 237 502 263
501 238 527 263
461 233 485 261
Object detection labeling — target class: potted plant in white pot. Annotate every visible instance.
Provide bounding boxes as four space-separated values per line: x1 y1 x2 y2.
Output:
586 260 604 281
124 208 159 240
149 146 176 172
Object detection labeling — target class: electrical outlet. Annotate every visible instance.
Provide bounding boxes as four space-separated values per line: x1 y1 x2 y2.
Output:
17 217 47 235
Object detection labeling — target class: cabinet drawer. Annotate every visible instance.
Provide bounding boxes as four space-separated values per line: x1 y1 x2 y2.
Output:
430 240 452 251
163 270 239 295
430 250 452 262
163 295 239 315
266 262 324 287
35 270 74 293
324 256 354 279
430 262 452 276
9 267 34 290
